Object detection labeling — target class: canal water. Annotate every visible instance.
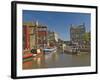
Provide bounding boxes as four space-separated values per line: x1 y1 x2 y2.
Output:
23 51 90 69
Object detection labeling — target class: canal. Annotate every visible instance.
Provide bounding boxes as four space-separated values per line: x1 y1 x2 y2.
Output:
23 51 90 69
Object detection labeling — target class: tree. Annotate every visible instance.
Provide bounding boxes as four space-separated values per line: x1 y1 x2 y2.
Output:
82 32 90 45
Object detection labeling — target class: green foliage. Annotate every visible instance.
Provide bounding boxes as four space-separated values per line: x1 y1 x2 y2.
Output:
82 32 90 42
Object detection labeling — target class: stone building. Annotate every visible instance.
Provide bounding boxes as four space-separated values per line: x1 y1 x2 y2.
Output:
48 31 58 47
70 23 86 46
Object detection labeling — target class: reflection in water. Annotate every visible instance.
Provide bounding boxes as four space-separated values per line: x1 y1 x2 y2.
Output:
23 60 33 69
23 51 90 69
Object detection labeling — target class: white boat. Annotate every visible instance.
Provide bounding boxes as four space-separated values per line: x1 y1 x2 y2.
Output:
43 47 57 53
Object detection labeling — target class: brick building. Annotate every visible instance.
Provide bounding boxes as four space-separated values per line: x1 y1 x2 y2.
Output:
37 26 48 48
23 21 48 50
23 22 36 50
